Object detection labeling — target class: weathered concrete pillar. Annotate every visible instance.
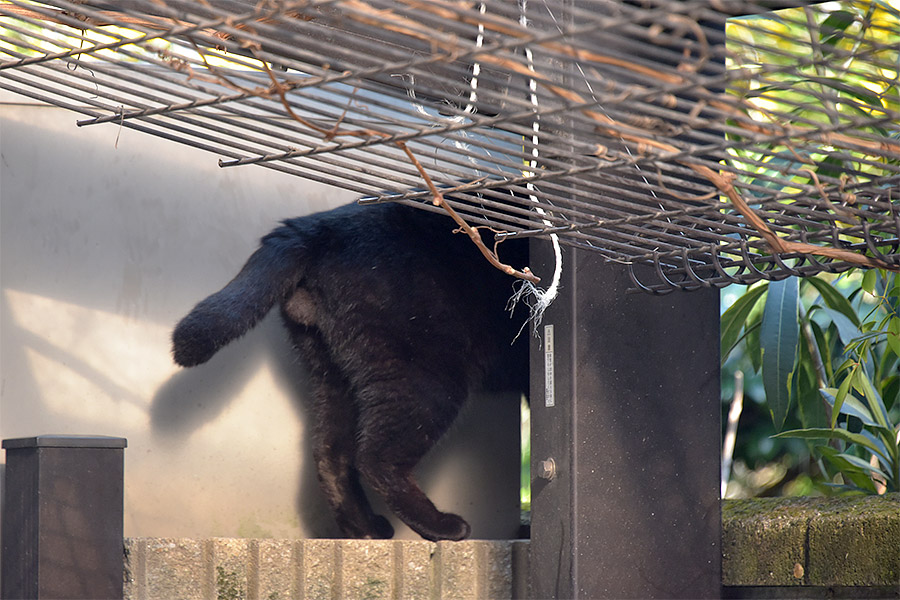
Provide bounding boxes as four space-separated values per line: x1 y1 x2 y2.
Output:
2 435 127 600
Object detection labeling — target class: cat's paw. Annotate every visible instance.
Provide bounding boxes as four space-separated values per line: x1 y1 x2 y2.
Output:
419 512 471 542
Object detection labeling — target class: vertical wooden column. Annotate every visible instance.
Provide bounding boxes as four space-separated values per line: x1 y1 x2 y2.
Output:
529 246 721 599
2 435 127 600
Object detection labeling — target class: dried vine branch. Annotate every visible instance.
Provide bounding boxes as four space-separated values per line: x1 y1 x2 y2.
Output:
395 142 540 283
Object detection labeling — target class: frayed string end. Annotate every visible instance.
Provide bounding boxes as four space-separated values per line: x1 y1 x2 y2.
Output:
508 231 562 340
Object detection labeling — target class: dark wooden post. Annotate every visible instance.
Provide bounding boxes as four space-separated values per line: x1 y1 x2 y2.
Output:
529 247 721 599
2 435 127 600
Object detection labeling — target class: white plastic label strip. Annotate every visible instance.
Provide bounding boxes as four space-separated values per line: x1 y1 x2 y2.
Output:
544 324 555 407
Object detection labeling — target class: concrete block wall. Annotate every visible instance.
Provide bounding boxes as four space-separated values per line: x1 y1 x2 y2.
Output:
124 538 530 600
123 495 899 600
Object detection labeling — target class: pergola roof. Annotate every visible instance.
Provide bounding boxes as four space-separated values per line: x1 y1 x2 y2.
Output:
2 0 898 291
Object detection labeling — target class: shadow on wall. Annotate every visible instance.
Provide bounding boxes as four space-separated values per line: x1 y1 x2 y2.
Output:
1 97 359 538
150 313 342 538
1 99 521 540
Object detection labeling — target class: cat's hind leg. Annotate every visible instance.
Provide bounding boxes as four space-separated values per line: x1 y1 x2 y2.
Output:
354 377 472 542
288 324 394 539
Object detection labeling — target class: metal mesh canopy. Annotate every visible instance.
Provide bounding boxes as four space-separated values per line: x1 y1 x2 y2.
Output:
2 0 899 292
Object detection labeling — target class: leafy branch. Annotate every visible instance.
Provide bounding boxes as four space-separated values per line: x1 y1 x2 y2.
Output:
723 269 900 494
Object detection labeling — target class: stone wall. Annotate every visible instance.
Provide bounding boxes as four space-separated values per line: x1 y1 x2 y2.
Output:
125 539 530 600
124 495 898 600
722 494 899 589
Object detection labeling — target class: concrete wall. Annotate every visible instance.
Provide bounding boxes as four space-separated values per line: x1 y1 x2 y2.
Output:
124 538 529 600
121 496 899 600
0 91 522 541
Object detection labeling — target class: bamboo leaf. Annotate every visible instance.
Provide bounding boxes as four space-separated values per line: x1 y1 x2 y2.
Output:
762 278 800 430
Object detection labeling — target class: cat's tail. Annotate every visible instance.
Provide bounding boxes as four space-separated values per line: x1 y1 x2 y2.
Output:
172 227 305 367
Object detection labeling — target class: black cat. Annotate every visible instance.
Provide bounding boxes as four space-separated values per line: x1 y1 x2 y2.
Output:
172 200 529 541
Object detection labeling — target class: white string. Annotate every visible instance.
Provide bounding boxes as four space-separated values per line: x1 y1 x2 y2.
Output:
402 1 562 334
509 0 562 337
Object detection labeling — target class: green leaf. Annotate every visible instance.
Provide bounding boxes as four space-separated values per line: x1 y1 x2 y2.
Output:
820 10 856 47
817 446 879 493
853 371 891 430
887 317 900 358
832 374 853 428
820 79 886 112
762 278 800 430
837 453 889 481
809 320 834 381
721 284 768 361
747 320 763 373
862 269 878 295
806 277 860 327
821 307 862 347
820 388 877 426
774 427 887 461
812 154 848 183
797 344 826 429
883 376 899 412
860 429 894 472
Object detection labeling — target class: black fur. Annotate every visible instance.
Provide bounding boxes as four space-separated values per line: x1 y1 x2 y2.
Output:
172 201 528 541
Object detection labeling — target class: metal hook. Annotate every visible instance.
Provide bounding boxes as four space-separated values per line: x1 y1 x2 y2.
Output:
653 252 696 292
628 261 673 295
680 247 712 288
710 243 745 285
738 238 776 283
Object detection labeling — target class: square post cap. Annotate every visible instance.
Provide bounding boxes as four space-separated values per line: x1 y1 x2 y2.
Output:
2 435 127 449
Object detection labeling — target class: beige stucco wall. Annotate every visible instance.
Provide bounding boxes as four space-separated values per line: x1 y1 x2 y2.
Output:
0 91 522 541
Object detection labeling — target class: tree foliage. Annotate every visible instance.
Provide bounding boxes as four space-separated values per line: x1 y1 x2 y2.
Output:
722 2 899 496
723 270 900 494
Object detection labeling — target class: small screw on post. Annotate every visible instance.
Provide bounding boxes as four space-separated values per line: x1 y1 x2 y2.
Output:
538 458 557 481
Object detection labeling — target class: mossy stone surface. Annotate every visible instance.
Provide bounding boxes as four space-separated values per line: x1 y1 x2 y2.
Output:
723 494 899 588
722 498 809 585
807 494 899 587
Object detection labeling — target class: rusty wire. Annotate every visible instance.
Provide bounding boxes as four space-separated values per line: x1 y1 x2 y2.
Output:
1 0 898 292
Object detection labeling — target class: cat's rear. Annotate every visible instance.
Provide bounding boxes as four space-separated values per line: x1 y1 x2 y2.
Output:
172 201 528 541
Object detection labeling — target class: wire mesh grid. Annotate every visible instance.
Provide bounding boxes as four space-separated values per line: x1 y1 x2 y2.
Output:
1 0 898 292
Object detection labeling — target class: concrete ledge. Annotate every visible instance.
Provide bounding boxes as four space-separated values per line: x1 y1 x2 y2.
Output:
124 495 898 599
124 538 530 600
722 494 899 588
